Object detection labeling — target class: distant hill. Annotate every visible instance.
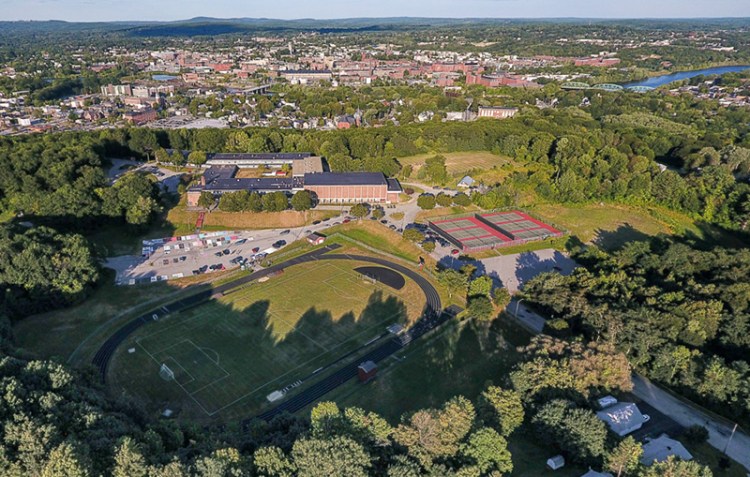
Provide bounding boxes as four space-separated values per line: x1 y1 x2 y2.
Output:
0 17 749 38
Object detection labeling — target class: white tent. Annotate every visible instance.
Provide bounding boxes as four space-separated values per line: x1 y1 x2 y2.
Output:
547 455 565 470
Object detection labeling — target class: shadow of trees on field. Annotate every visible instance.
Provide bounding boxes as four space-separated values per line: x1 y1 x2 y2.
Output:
240 289 408 346
592 223 651 251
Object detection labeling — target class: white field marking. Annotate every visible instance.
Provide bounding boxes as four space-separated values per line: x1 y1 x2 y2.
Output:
133 340 214 416
199 346 221 365
162 356 197 386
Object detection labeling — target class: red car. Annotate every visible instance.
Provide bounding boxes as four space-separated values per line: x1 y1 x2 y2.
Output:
252 247 260 253
451 249 460 255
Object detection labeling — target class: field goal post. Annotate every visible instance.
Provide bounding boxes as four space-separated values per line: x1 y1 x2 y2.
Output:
159 363 175 381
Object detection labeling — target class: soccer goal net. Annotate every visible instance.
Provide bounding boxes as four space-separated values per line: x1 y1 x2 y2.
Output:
159 363 175 381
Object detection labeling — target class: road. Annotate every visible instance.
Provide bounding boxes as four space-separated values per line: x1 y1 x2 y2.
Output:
632 374 750 471
505 304 750 471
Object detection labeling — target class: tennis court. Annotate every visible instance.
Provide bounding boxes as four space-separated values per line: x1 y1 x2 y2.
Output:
430 211 562 252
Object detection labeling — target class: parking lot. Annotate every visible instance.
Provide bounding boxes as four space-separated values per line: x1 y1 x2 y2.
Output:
105 216 350 285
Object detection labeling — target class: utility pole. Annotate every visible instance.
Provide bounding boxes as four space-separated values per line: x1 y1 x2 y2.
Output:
723 423 738 455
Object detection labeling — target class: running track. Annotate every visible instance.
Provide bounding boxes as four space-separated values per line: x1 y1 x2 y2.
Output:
91 244 446 421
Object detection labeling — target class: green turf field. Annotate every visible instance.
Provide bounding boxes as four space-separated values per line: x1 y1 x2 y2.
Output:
108 259 425 420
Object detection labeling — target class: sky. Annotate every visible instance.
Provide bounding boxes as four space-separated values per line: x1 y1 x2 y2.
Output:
2 0 750 22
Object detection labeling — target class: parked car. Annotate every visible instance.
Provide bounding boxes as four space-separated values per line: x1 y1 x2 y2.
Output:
214 251 223 257
199 265 208 273
162 259 169 265
380 219 388 224
343 219 351 224
312 220 321 225
451 249 460 255
273 240 287 248
252 247 260 253
179 256 187 262
280 229 291 235
389 225 397 230
222 249 231 255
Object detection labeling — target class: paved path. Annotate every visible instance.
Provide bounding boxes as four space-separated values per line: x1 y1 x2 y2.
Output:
632 374 750 471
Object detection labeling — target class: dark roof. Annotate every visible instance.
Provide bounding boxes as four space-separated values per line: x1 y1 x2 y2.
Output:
209 152 311 161
386 178 402 192
167 150 312 161
303 172 387 186
281 69 332 74
204 165 238 183
208 177 294 191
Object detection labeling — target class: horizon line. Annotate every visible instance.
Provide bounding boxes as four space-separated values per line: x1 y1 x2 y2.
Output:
3 15 750 23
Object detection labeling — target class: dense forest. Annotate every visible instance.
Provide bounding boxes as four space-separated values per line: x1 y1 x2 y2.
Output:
0 312 716 476
523 238 750 428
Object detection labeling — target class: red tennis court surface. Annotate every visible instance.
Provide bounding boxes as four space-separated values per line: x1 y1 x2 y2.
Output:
429 211 562 252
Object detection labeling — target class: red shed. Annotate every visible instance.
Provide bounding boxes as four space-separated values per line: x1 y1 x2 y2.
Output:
358 361 377 383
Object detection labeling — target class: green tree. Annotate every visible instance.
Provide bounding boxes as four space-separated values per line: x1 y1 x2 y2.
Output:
417 194 436 210
291 190 313 211
372 208 385 220
112 438 148 477
532 400 607 465
197 191 215 209
262 192 289 212
478 386 525 437
350 203 370 219
422 241 436 253
459 428 513 475
154 148 171 164
254 447 296 477
403 229 425 242
639 456 712 477
437 268 468 299
188 150 208 166
468 276 493 298
452 193 472 206
41 442 91 477
605 436 642 477
436 193 453 207
467 296 494 321
493 287 511 309
291 437 370 477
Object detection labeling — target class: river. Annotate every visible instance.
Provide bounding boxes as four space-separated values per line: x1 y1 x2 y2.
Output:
624 65 750 88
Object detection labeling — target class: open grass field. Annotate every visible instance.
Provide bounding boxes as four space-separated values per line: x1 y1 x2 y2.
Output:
399 151 513 176
527 203 703 250
12 269 226 363
107 259 426 421
322 316 585 476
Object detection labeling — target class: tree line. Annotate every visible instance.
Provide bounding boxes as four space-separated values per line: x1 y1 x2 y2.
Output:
0 309 716 476
522 236 750 428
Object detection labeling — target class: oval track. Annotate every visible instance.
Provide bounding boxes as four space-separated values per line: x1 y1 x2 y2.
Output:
92 244 442 388
92 244 449 425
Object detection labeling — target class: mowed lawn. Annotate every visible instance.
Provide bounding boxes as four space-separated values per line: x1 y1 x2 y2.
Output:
108 260 426 421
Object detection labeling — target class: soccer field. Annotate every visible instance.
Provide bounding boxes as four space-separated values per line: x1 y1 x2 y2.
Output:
109 259 426 420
